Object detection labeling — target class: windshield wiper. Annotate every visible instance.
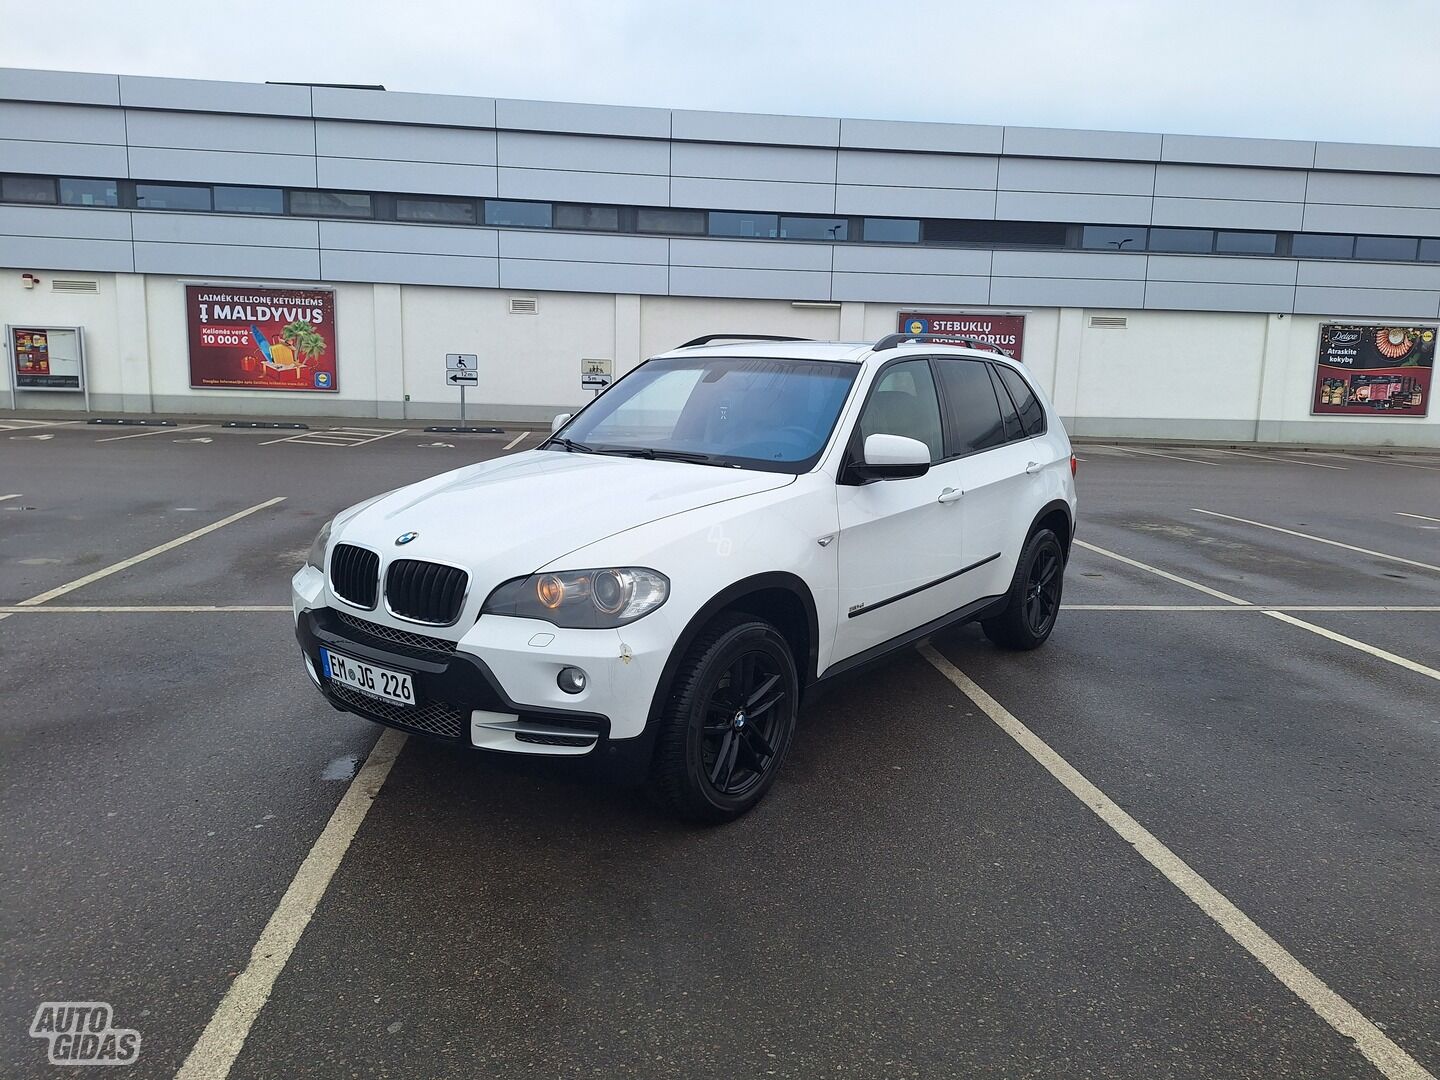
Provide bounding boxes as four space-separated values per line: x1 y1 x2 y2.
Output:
543 436 596 453
593 446 728 466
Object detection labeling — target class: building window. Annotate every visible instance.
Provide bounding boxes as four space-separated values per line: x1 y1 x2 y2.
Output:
58 178 117 207
135 183 212 211
1080 225 1147 251
2 175 57 203
1354 235 1418 262
213 186 284 214
637 207 705 235
1216 230 1277 255
289 190 372 218
484 200 551 228
1420 239 1440 263
396 196 476 224
780 216 849 241
554 204 619 231
1291 233 1354 259
709 211 779 238
929 219 1067 246
862 218 920 243
1148 227 1213 253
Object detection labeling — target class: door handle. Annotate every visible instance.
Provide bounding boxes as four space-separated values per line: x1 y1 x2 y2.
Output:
937 487 964 504
1025 461 1042 475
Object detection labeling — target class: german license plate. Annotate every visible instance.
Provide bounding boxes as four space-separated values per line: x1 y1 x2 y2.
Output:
320 647 414 706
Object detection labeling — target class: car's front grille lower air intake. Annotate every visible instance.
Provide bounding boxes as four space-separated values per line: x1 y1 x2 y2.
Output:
385 559 469 625
329 544 379 609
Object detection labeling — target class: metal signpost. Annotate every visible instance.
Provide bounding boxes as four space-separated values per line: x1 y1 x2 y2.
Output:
581 357 613 397
425 352 501 435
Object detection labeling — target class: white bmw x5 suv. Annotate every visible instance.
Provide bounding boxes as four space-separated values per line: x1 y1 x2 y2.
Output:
293 333 1076 821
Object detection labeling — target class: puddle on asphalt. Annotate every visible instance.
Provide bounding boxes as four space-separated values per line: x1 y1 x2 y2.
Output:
321 754 362 781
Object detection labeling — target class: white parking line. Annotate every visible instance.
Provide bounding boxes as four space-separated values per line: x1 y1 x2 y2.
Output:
1192 509 1440 574
1073 540 1251 605
259 428 407 447
1064 604 1440 612
1202 448 1346 470
1397 512 1440 525
176 728 406 1080
0 493 21 503
1108 445 1221 467
503 431 530 451
0 605 290 613
1314 452 1440 472
96 423 208 443
917 646 1435 1080
0 419 83 432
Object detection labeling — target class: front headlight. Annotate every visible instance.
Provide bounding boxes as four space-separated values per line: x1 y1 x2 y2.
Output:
481 567 669 628
304 519 333 572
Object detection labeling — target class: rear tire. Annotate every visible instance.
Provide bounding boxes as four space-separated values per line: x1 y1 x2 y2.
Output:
982 529 1065 651
648 612 798 824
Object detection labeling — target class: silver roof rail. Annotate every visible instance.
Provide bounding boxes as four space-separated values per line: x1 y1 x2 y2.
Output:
871 332 1007 355
678 334 811 348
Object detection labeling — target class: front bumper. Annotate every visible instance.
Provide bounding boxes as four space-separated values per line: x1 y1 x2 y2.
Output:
294 607 660 782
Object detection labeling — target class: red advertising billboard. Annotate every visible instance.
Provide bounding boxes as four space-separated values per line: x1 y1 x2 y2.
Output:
186 285 338 392
897 312 1026 362
1312 323 1432 417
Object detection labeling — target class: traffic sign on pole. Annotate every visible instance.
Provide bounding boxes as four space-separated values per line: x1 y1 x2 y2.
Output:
446 353 478 371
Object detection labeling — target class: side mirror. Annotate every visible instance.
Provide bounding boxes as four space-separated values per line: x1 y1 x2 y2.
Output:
550 412 572 433
855 433 931 480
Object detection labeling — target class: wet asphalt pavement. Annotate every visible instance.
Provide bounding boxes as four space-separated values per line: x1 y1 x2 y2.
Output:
0 418 1436 1078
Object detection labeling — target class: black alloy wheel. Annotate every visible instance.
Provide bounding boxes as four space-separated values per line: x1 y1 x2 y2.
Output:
701 650 787 797
982 528 1066 651
1024 544 1062 638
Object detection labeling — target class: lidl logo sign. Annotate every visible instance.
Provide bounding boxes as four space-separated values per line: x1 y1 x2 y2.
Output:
906 318 928 336
313 371 332 388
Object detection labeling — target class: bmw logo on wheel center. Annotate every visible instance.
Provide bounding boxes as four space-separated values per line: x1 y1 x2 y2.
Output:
395 532 419 546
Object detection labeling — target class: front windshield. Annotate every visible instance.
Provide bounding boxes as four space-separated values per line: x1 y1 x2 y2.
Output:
551 355 859 472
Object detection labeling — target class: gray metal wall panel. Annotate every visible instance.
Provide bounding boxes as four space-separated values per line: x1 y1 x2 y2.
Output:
128 147 317 188
668 265 830 300
134 241 320 279
0 67 120 106
497 230 667 264
0 101 127 144
321 249 498 288
1146 255 1297 286
996 190 1151 224
990 276 1146 307
672 142 836 183
499 258 668 294
0 204 132 240
1301 202 1440 236
1143 280 1296 313
1150 196 1304 231
669 176 834 214
118 75 310 117
1296 260 1440 291
1001 126 1162 161
312 86 495 128
130 211 318 248
670 238 830 271
997 157 1154 196
835 184 996 219
0 235 133 271
839 117 1003 155
0 139 129 178
832 245 991 275
835 149 997 189
125 110 315 155
831 272 989 304
1305 171 1440 209
1312 141 1440 175
992 249 1148 280
318 157 496 197
1161 133 1314 168
497 167 667 205
319 221 498 257
1154 163 1308 202
496 131 666 174
1293 286 1440 319
495 98 669 139
317 121 497 165
671 110 839 147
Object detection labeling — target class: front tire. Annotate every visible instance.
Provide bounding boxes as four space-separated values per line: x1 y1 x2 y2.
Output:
982 529 1065 651
649 612 798 823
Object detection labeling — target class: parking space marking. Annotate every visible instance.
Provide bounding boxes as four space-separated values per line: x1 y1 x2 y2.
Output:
176 728 406 1080
258 428 407 447
96 423 209 442
1203 448 1346 470
1313 452 1440 473
0 493 21 503
1397 512 1440 525
1077 539 1440 684
917 645 1435 1080
1064 604 1440 612
503 431 530 450
1107 445 1221 467
0 419 82 432
1192 508 1440 574
0 605 290 614
13 497 286 608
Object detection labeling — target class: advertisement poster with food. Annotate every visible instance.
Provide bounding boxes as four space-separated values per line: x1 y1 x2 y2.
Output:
897 312 1026 362
1312 323 1432 417
186 285 338 392
10 326 83 390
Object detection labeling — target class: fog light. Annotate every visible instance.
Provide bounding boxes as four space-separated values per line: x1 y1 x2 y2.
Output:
557 666 588 694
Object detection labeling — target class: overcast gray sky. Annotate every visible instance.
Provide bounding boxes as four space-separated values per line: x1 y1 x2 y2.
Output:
2 0 1437 146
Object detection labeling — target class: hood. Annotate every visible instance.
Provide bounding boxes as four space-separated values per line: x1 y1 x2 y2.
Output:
333 449 794 594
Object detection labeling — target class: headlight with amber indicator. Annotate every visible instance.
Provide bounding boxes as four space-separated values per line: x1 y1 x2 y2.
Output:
482 568 669 628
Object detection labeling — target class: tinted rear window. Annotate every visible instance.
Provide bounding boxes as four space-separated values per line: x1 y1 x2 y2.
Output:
994 364 1045 437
